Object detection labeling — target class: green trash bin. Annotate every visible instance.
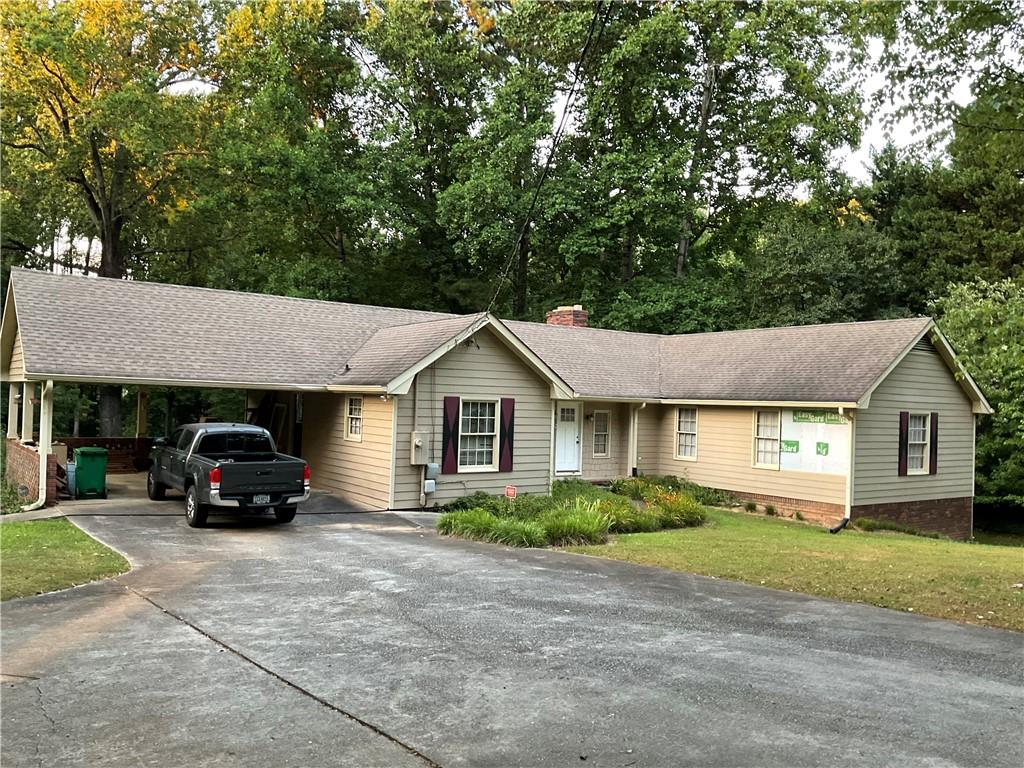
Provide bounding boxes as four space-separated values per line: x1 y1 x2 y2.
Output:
74 447 108 499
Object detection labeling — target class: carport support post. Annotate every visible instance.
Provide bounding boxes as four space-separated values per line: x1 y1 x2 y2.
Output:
135 388 149 438
6 385 19 439
21 382 34 443
39 380 53 459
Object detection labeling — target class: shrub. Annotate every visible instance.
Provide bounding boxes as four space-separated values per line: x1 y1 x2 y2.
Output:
501 494 558 519
609 476 654 500
552 478 605 501
744 501 758 513
764 505 777 517
646 490 707 528
794 510 805 521
856 517 943 539
440 491 497 513
604 503 663 533
437 507 499 539
489 517 548 547
541 500 611 545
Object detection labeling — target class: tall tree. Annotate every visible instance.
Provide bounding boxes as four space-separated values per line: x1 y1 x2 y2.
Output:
1 0 211 434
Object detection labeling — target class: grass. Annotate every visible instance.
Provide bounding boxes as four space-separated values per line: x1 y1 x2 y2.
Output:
1 518 129 601
565 507 1024 632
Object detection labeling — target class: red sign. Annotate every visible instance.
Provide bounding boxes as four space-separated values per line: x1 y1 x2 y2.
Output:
504 485 517 499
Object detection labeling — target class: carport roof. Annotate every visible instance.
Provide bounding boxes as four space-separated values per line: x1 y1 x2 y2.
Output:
3 268 458 389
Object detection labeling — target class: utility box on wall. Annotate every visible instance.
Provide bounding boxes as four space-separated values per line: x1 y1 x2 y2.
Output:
410 431 429 465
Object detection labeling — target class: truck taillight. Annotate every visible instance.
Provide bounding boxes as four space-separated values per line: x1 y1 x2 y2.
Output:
209 466 221 490
303 464 311 487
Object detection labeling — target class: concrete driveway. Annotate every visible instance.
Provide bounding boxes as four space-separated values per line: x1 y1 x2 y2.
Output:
2 493 1022 768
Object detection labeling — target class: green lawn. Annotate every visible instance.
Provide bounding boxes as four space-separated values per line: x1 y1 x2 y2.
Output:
1 518 129 601
565 508 1024 632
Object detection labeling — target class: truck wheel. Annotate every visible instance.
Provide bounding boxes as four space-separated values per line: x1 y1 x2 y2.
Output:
274 506 297 524
185 486 208 528
147 470 167 501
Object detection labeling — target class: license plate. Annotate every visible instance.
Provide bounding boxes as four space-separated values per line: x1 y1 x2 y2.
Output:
253 494 271 505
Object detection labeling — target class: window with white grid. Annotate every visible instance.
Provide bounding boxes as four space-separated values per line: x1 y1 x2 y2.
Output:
345 396 363 441
754 410 780 468
592 411 610 458
907 413 929 474
675 407 697 459
459 400 497 470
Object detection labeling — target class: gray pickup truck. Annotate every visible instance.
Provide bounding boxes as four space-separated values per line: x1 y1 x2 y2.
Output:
148 423 310 528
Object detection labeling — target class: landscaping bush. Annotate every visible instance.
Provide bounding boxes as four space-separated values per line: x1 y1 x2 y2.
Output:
437 508 499 539
764 504 777 517
551 478 605 501
489 517 549 547
609 476 652 501
612 474 733 506
794 511 805 521
646 490 707 528
744 501 758 512
855 517 943 539
540 500 611 545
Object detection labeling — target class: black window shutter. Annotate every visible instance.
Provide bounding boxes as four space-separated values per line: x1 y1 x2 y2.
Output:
929 412 939 475
499 398 515 472
898 411 909 476
442 396 459 474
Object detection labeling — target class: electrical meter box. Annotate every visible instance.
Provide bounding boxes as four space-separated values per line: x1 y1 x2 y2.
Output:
425 462 440 481
423 479 436 494
410 431 429 465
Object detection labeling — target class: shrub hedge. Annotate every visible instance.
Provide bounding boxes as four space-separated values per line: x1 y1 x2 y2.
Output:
437 475 711 548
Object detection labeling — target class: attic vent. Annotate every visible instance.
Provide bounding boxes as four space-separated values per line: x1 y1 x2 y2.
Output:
913 338 937 353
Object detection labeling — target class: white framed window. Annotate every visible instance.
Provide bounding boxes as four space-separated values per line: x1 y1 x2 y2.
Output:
675 407 698 460
753 410 781 469
592 410 610 458
907 413 930 474
459 399 498 471
344 396 363 441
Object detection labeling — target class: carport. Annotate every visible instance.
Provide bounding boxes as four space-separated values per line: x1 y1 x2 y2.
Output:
1 269 353 509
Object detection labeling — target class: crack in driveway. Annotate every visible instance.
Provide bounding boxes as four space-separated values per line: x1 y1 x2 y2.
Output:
116 580 443 768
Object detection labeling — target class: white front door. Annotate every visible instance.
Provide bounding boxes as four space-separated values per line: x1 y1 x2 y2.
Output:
554 402 581 474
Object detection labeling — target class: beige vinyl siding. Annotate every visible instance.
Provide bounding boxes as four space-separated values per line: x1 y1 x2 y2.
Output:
5 328 25 381
635 405 661 475
852 348 975 505
302 392 393 509
393 327 553 507
581 402 629 480
652 404 847 505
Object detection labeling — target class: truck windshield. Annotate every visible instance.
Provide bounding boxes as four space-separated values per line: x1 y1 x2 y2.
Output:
196 432 274 455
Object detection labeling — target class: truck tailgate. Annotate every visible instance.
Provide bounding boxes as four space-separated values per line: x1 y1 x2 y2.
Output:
219 460 304 495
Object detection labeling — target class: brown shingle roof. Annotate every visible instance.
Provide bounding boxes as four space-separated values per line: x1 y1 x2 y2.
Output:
8 269 456 388
8 269 934 403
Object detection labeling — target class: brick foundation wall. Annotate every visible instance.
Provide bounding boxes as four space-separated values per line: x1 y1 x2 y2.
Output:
3 439 58 506
851 497 973 540
726 490 846 527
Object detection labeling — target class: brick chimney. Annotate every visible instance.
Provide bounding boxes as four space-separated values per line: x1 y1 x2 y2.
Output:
545 304 589 327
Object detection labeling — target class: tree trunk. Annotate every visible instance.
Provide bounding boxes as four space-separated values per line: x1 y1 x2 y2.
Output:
622 226 635 282
98 385 122 436
514 225 529 319
675 226 691 277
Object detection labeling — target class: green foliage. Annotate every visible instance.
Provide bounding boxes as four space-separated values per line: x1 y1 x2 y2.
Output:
539 500 611 546
644 490 707 529
794 511 805 522
487 516 549 548
744 501 758 513
855 517 942 540
932 278 1024 507
611 474 731 507
764 505 777 517
608 477 650 501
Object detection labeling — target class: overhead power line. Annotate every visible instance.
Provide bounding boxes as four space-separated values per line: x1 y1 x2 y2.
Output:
485 0 613 314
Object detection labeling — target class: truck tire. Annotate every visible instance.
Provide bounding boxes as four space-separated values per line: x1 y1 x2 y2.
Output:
185 485 208 528
274 506 297 524
147 469 167 501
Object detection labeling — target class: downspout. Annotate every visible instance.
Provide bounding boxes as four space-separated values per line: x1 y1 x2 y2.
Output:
629 402 647 477
414 373 427 508
830 406 853 534
21 379 53 513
